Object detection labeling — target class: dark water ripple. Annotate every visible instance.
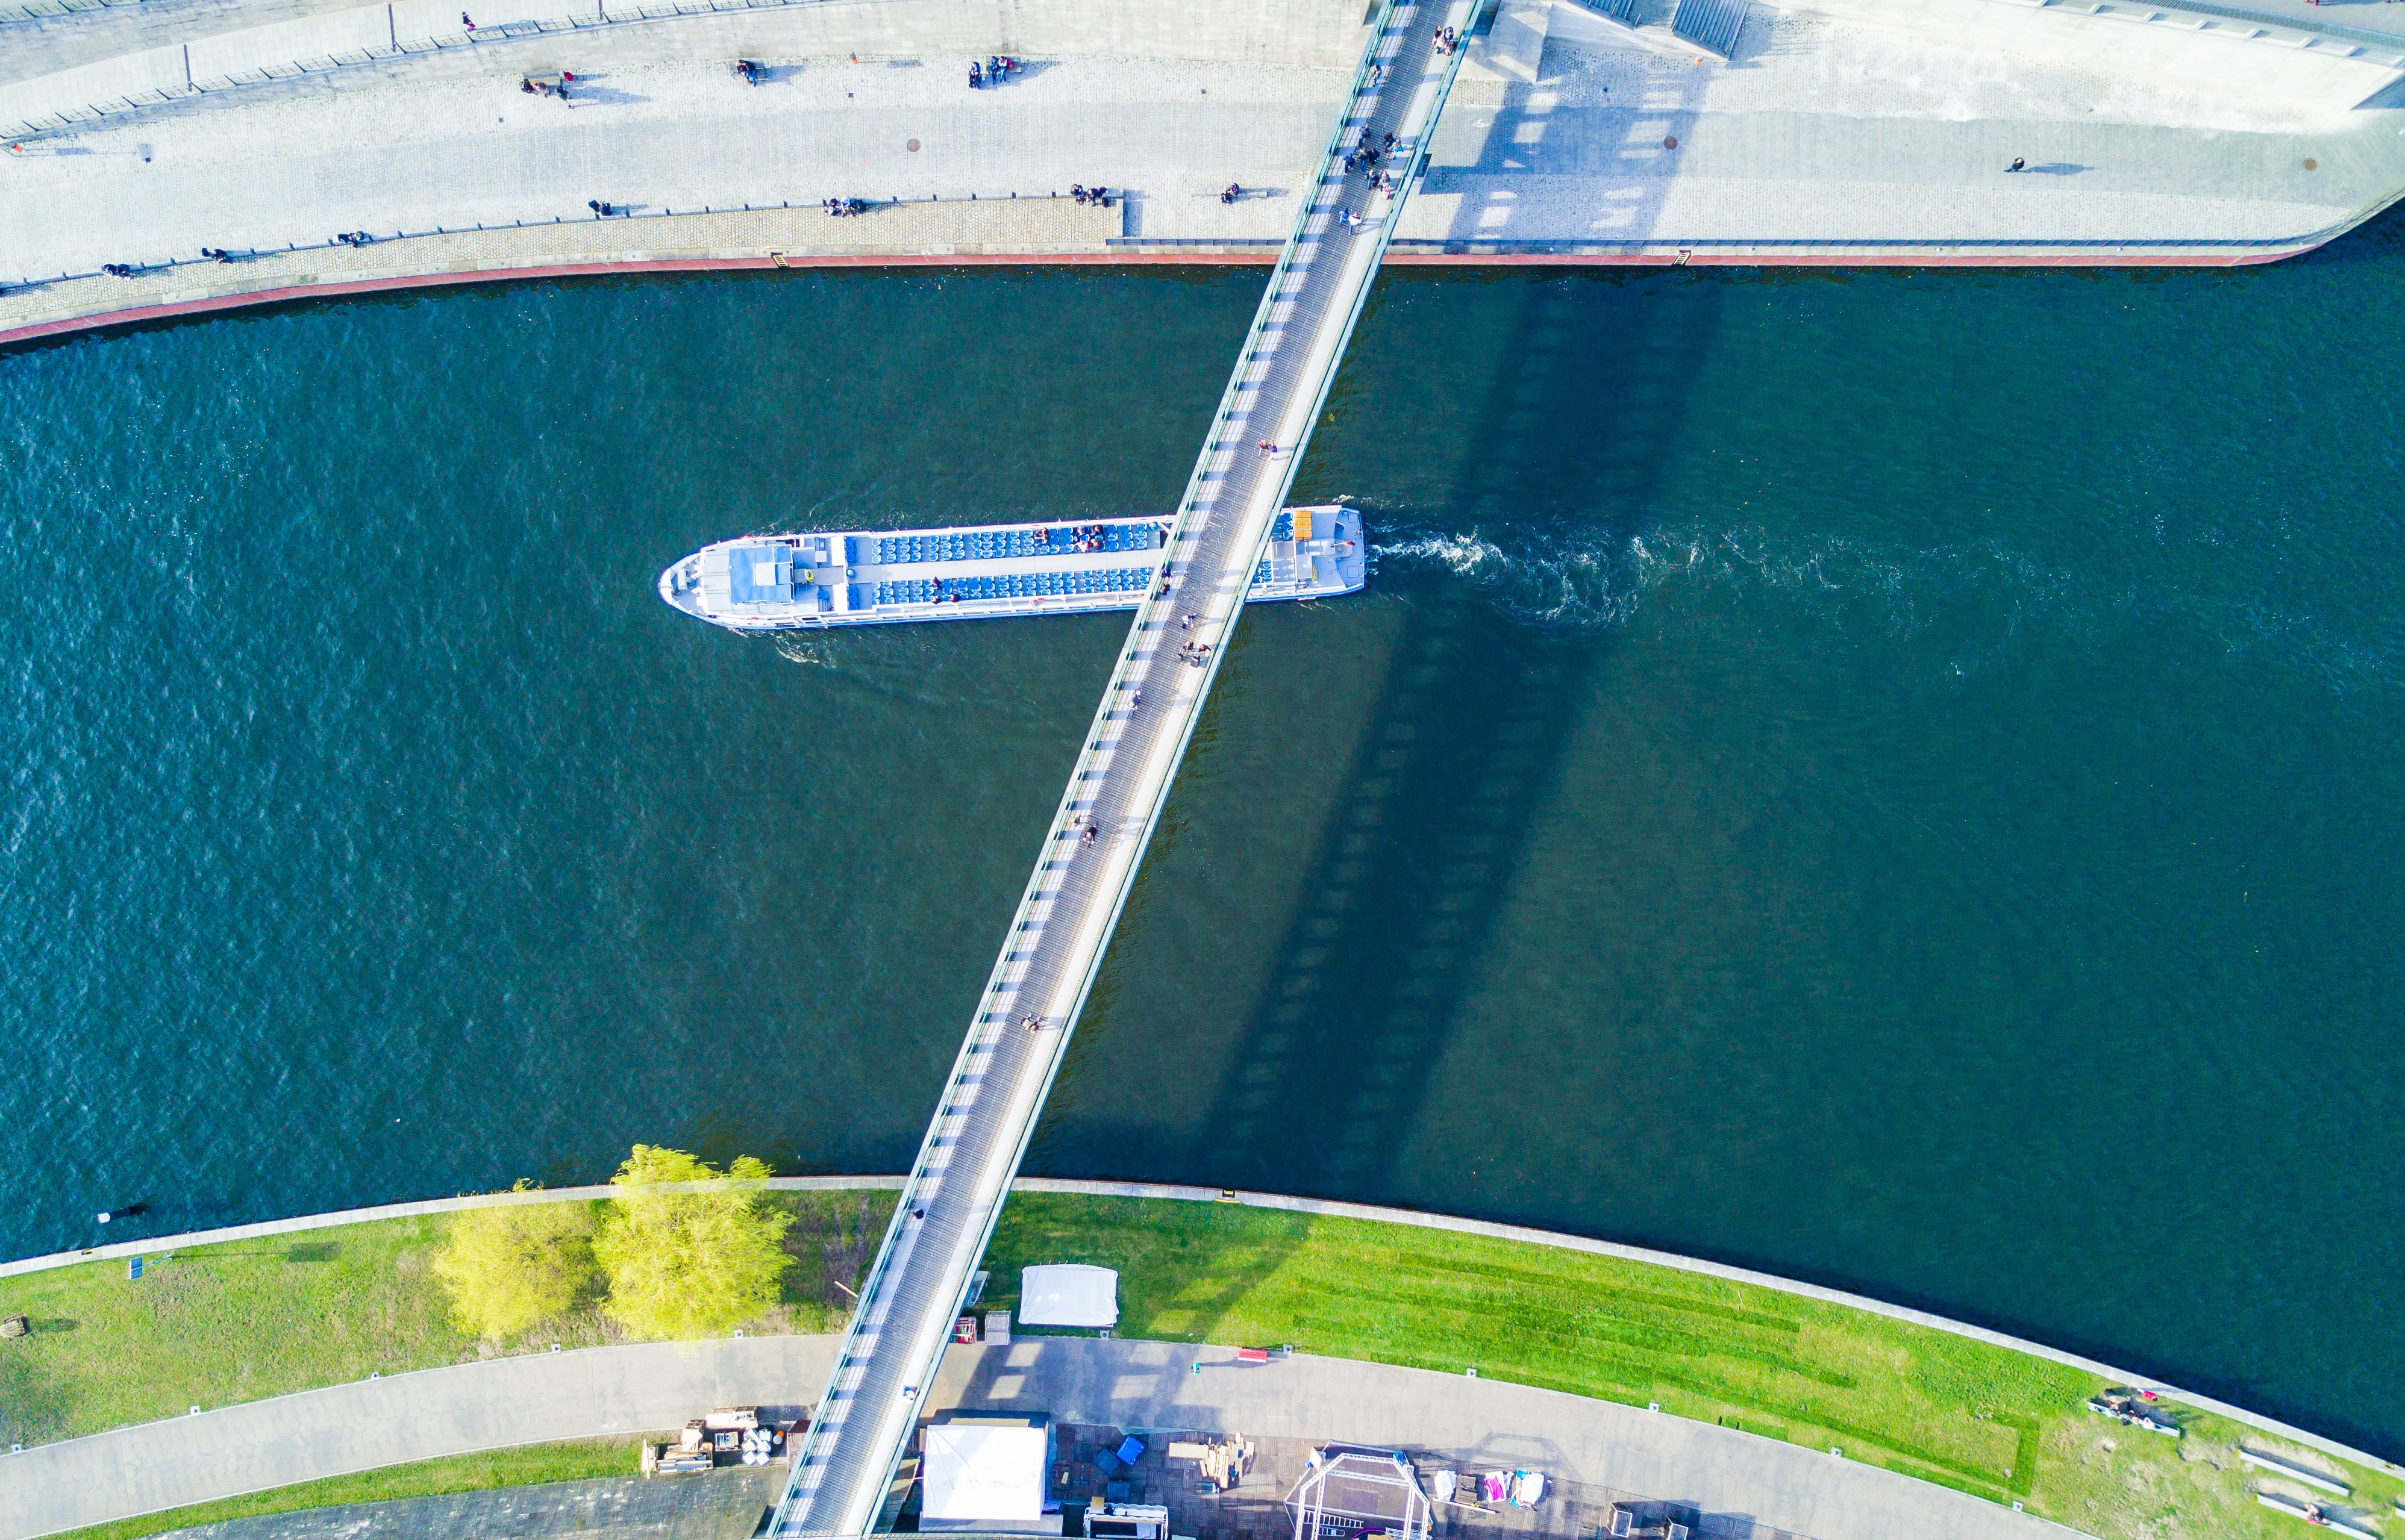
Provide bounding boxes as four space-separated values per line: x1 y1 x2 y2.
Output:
2 228 2401 1453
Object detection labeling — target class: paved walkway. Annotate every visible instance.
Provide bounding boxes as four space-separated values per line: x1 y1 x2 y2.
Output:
1 1336 835 1540
2 1336 2076 1540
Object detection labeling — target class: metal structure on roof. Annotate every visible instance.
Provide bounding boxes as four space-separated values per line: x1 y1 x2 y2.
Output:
1286 1448 1434 1540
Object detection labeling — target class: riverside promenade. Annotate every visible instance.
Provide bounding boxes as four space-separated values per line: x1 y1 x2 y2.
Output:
8 0 2405 347
0 1335 2072 1540
765 4 1474 1533
8 1179 2403 1536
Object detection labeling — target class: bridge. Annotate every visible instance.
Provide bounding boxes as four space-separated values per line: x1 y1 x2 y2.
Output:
769 2 1477 1532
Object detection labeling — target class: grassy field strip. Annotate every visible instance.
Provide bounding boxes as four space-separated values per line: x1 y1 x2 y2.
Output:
0 1177 909 1282
0 1193 892 1444
17 1172 2404 1483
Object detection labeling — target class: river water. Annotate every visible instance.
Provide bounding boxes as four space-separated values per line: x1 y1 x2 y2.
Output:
3 223 2401 1454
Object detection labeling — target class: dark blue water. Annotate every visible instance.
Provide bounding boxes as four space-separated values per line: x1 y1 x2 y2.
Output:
3 228 2401 1454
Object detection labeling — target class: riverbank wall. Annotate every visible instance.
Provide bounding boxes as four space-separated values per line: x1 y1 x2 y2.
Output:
0 197 2363 352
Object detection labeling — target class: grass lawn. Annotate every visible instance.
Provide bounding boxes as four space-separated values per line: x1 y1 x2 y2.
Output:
53 1434 663 1540
0 1191 889 1447
6 1188 2398 1540
980 1194 2405 1540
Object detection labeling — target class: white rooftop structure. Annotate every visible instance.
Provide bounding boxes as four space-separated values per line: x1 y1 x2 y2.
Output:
920 1423 1051 1533
1018 1264 1120 1328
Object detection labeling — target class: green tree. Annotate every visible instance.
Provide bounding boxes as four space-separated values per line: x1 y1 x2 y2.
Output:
430 1183 598 1341
594 1146 793 1340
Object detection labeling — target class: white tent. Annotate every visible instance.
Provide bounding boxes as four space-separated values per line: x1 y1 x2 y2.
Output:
921 1423 1049 1530
1019 1263 1119 1327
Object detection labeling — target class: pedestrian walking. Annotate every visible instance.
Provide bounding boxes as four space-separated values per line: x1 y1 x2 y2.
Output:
2009 157 2025 172
461 10 475 30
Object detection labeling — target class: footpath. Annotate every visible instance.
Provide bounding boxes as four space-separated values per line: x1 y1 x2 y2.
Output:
0 1336 2069 1540
0 1335 833 1540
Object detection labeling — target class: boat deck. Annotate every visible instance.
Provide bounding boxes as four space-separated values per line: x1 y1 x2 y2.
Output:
659 509 1362 631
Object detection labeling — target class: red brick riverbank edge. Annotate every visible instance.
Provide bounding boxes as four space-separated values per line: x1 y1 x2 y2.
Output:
0 241 2308 350
2 1173 2395 1480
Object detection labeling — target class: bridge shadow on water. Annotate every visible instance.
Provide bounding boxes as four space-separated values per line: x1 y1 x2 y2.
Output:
1060 264 1728 1343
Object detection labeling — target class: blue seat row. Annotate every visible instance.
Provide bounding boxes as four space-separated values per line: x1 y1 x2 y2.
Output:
1269 511 1294 542
876 567 1155 606
874 524 1163 565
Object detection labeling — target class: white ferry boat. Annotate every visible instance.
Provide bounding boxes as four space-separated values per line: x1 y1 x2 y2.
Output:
658 506 1365 631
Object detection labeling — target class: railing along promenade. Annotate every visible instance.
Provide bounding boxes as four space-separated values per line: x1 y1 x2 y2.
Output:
767 2 1476 1533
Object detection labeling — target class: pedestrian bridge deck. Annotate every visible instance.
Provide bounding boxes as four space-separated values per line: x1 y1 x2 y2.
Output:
768 2 1477 1532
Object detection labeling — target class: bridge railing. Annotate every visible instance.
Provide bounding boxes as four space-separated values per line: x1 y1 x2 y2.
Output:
767 3 1479 1533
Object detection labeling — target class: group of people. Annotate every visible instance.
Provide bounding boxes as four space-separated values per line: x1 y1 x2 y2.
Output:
734 58 765 86
1070 184 1112 207
587 199 619 217
1434 23 1460 54
100 263 139 278
198 246 234 263
1219 182 1243 205
1345 132 1394 176
1045 523 1113 552
1178 640 1215 668
968 55 1019 88
823 197 869 217
333 230 374 246
518 72 575 98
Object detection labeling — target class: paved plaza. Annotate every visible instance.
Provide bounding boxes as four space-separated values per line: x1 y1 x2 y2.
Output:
4 0 2403 337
